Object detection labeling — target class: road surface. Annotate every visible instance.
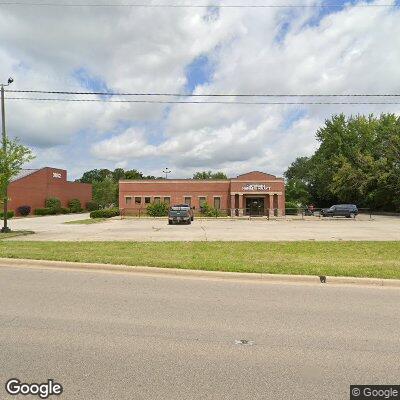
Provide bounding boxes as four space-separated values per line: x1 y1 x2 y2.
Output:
1 264 399 399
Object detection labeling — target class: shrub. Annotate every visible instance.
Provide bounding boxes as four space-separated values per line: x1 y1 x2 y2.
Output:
60 207 71 214
147 202 169 217
0 210 14 219
206 207 223 217
45 197 61 213
17 205 31 216
285 201 300 215
34 208 57 216
86 200 99 212
68 198 82 213
90 208 120 219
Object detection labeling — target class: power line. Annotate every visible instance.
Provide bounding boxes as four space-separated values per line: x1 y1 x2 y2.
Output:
5 90 400 97
6 97 400 105
0 1 398 7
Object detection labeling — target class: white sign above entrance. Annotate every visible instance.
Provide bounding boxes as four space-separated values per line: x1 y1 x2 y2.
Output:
242 184 271 191
53 172 62 179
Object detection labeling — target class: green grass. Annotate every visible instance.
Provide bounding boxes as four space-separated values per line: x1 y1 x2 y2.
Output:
64 218 108 225
0 241 399 279
0 231 35 240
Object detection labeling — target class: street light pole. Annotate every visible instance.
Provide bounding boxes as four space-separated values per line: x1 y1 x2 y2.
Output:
1 78 14 233
163 168 171 180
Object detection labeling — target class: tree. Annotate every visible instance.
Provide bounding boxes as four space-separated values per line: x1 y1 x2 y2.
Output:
193 171 228 180
112 168 126 182
92 177 118 208
285 179 311 206
78 169 112 183
284 113 400 211
124 169 143 180
0 137 34 232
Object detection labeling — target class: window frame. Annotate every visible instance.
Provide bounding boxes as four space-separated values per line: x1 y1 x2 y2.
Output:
213 196 221 210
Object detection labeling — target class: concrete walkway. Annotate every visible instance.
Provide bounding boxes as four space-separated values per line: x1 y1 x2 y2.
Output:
6 213 400 241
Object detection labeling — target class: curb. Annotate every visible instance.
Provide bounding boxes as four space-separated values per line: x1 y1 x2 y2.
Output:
0 258 399 288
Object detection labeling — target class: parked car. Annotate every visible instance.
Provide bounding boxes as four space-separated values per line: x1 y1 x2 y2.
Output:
168 205 193 225
173 204 194 221
321 204 358 218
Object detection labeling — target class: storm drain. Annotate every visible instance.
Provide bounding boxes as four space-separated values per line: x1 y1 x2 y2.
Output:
235 339 255 346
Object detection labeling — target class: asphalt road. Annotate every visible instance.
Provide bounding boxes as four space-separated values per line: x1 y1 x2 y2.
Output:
1 265 399 400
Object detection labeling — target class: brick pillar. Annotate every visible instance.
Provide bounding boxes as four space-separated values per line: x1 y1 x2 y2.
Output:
230 195 236 217
277 194 285 216
277 196 283 217
268 194 274 217
238 195 244 216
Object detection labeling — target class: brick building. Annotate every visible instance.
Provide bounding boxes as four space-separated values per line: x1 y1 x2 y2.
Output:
8 167 92 215
119 171 285 216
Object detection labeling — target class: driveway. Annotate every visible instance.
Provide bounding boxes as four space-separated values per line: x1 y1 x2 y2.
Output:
1 263 399 400
6 213 400 241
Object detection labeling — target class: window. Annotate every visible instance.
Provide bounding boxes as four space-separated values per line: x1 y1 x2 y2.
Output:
164 197 170 205
214 197 221 209
184 197 191 206
199 197 207 207
145 197 151 204
154 197 161 204
135 197 141 205
125 196 132 205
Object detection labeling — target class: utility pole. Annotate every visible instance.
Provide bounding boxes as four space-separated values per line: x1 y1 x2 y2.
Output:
163 168 171 180
1 78 14 233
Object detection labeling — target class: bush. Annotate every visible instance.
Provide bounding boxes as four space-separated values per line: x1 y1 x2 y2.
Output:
90 208 120 219
34 208 57 216
68 198 82 213
285 201 300 215
17 205 31 216
60 207 71 214
86 200 99 212
45 197 61 210
147 202 169 217
0 210 14 219
200 203 222 217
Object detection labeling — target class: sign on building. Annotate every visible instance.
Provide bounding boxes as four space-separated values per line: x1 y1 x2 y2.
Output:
242 184 271 191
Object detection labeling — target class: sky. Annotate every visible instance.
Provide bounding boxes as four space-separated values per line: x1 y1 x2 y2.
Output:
0 0 400 180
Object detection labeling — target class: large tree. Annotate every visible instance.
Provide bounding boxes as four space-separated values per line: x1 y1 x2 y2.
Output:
284 113 400 210
193 171 228 180
0 137 34 231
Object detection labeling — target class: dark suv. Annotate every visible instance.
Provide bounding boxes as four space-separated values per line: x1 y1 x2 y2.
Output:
321 204 358 218
168 204 194 225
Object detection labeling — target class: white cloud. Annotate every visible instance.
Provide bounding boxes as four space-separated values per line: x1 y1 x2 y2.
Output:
1 1 400 179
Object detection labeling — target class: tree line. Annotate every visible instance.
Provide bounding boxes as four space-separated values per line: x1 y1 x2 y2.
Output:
285 114 400 211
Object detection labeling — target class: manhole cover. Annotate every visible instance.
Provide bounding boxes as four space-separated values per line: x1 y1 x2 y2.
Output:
235 339 255 346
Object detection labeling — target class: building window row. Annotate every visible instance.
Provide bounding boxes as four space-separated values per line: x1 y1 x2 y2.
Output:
125 195 221 209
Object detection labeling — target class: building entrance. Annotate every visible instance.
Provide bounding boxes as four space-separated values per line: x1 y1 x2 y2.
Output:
245 197 265 216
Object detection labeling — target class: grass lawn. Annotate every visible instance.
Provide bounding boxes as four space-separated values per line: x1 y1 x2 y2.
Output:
0 231 35 240
0 241 399 279
64 218 108 225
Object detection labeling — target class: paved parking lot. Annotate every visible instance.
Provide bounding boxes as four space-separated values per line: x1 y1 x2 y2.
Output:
6 213 400 241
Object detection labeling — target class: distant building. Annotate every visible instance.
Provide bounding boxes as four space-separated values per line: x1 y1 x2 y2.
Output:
119 171 285 216
8 167 92 215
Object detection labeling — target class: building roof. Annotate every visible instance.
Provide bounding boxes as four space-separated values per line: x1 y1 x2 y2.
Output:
10 169 40 182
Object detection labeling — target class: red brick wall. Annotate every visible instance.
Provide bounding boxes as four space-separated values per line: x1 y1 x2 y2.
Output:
8 167 92 215
119 180 231 210
119 171 286 214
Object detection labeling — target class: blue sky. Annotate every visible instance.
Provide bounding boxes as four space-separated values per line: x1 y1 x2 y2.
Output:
2 0 400 180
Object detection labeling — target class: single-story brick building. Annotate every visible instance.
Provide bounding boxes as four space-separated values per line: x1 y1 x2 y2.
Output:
119 171 285 216
8 167 92 215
